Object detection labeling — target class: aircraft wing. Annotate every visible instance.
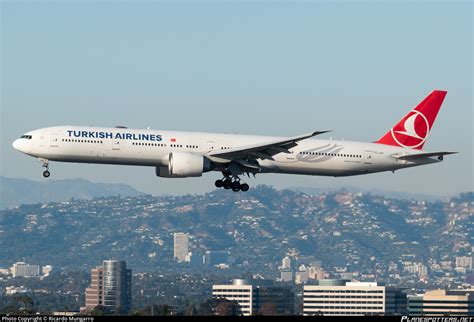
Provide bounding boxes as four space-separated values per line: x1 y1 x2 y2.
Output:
208 130 331 161
393 151 458 160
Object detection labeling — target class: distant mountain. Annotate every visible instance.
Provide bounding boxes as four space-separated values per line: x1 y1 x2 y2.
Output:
0 176 144 209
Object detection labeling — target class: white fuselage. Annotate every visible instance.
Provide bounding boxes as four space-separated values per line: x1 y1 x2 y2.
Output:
12 125 441 178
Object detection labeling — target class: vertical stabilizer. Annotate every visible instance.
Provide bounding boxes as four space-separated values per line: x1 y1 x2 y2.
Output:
376 90 447 150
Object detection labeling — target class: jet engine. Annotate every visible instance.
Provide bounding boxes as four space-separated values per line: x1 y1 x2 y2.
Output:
156 152 212 178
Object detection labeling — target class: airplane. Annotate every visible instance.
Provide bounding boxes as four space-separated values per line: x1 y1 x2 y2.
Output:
12 90 456 192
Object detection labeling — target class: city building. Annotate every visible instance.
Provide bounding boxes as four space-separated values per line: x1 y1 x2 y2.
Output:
102 260 132 314
404 263 428 278
440 261 453 271
81 260 132 314
10 262 40 278
408 289 474 316
204 250 230 266
339 272 354 280
456 256 473 270
82 266 104 311
295 269 309 284
42 265 53 277
52 312 79 316
212 279 295 316
303 280 406 316
185 252 203 265
5 286 32 295
173 232 189 262
281 256 292 270
279 270 293 283
0 269 10 276
213 279 256 316
255 286 294 315
308 267 327 280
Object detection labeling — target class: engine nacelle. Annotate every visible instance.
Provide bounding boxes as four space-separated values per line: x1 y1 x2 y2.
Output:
156 152 211 178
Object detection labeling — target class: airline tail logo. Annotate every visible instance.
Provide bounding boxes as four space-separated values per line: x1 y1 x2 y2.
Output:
391 110 430 148
376 90 447 150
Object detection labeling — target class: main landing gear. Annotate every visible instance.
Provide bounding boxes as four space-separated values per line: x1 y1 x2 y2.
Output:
215 176 249 192
40 158 50 178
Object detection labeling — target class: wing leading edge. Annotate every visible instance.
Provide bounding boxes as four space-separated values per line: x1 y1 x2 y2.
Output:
208 130 331 161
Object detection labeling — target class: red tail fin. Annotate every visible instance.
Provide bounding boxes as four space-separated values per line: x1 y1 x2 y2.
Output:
376 90 447 150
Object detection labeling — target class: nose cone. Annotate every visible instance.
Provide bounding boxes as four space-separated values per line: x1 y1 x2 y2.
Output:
12 139 21 151
12 138 29 153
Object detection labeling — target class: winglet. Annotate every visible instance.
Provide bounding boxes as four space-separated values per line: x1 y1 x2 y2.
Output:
312 130 332 137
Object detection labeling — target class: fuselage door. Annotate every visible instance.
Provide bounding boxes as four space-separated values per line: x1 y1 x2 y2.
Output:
50 133 59 147
112 139 120 150
364 150 372 164
207 141 215 152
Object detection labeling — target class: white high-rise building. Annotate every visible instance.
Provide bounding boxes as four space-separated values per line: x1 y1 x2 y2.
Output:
11 262 40 278
404 263 428 277
42 265 53 277
308 267 327 280
173 232 189 262
304 280 406 316
212 279 256 316
281 256 291 270
455 256 473 270
295 264 309 284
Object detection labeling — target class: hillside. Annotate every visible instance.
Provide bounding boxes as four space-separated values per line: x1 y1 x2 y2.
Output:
0 176 143 209
0 186 471 290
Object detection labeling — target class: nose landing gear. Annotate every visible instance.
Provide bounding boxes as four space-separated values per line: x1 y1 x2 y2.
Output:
39 158 50 178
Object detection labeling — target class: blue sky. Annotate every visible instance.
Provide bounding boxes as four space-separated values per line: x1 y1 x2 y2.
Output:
1 1 472 196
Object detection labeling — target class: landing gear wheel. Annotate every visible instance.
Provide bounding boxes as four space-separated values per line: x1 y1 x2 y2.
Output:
43 170 50 178
240 183 249 192
232 186 240 192
215 180 223 188
231 181 241 190
223 179 232 189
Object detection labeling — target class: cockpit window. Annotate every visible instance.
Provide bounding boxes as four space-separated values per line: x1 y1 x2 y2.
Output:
20 135 32 139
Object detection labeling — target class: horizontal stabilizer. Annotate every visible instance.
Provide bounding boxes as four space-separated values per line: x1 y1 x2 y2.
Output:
393 151 457 160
